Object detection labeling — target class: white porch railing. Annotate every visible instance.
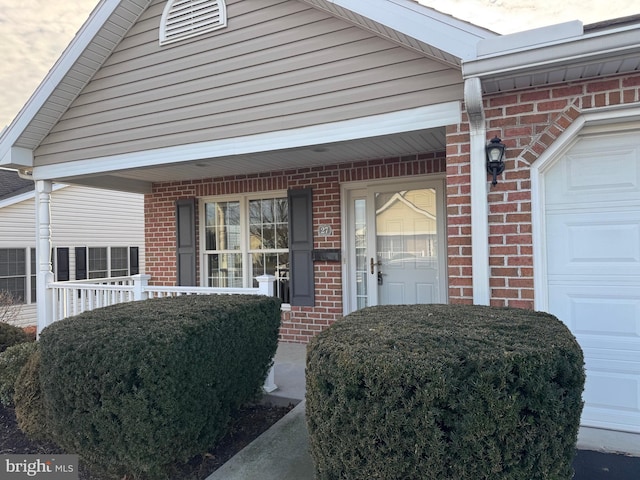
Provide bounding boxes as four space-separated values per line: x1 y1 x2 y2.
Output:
49 274 276 322
47 273 278 392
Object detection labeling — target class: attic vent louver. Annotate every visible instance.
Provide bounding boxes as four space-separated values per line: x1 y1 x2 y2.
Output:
160 0 227 45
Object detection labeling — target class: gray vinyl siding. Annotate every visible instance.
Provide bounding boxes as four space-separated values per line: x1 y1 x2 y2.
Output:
34 0 463 165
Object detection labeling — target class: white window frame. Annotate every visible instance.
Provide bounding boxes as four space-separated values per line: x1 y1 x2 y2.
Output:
0 247 36 305
82 246 139 280
199 191 289 290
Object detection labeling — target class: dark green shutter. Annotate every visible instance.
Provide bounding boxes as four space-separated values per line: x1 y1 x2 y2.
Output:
129 247 140 275
56 248 69 281
288 188 314 306
176 199 196 286
75 247 87 280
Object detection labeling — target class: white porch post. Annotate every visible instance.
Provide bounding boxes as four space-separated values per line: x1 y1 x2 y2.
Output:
35 180 54 334
131 273 151 301
464 78 491 305
255 274 276 296
255 274 278 393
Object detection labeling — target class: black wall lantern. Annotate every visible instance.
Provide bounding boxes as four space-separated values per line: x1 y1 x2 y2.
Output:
486 136 506 186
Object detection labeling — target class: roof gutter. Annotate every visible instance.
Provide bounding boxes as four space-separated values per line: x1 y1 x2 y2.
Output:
463 20 640 80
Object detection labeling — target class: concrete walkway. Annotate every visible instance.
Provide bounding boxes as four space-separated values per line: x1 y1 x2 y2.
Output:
207 342 640 480
206 342 313 480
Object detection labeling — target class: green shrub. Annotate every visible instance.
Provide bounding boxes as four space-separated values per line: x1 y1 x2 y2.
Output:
0 322 29 353
0 341 39 406
14 349 52 442
39 294 281 479
306 304 585 480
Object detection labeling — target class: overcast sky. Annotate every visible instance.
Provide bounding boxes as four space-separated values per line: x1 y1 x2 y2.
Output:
0 0 638 128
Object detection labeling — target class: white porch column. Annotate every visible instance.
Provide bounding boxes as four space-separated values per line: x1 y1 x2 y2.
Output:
35 180 54 334
255 274 278 392
464 78 491 305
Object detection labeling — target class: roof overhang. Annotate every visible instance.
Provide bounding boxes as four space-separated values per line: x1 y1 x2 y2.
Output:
0 0 494 181
28 102 461 194
463 18 640 94
0 0 153 166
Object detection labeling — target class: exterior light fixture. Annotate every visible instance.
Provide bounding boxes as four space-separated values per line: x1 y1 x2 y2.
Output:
486 136 506 186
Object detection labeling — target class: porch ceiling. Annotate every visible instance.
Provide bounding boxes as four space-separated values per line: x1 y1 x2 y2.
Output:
59 128 445 193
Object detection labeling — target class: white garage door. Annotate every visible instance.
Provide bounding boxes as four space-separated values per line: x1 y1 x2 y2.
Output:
544 129 640 434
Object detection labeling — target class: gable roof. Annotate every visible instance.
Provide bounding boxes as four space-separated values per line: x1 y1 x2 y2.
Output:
0 0 494 171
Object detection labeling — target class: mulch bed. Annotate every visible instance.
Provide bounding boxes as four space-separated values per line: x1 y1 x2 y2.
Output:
0 401 293 479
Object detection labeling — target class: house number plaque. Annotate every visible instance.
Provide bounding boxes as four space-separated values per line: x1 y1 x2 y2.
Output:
318 225 333 236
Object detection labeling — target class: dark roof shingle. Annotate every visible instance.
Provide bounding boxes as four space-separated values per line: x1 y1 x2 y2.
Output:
0 169 34 201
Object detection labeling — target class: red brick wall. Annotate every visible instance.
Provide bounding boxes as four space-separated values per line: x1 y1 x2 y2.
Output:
447 73 640 309
145 153 446 343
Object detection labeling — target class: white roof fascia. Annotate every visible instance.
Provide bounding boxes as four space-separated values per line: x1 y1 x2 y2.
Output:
463 21 640 79
308 0 496 61
30 102 461 184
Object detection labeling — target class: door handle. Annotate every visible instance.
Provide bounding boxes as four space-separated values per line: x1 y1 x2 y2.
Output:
370 258 381 274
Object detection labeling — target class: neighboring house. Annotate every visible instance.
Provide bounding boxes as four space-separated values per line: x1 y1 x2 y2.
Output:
0 0 638 453
0 169 145 327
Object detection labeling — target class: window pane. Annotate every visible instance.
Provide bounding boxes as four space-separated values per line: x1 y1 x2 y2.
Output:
0 249 26 303
205 201 241 251
354 198 367 310
251 252 289 285
111 247 129 277
88 248 108 279
249 197 288 250
207 253 242 288
252 252 290 301
0 248 25 277
0 278 25 303
275 198 289 248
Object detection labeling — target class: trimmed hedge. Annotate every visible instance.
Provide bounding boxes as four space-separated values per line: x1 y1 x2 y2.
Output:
38 294 281 478
0 341 39 406
14 348 52 442
0 322 29 353
306 304 585 480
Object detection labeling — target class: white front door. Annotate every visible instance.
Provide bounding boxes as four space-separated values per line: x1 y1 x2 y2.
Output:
345 179 446 312
543 129 640 433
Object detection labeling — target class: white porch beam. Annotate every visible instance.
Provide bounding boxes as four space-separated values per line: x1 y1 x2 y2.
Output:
32 103 462 181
